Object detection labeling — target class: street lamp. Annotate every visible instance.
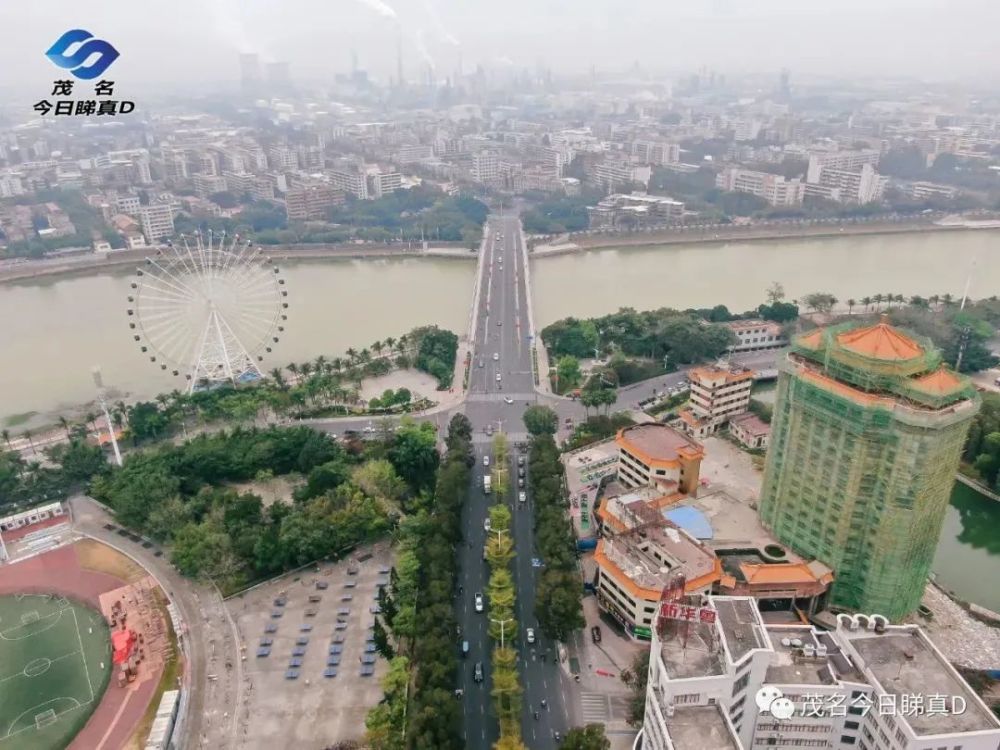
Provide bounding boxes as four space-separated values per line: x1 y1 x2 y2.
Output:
490 616 514 649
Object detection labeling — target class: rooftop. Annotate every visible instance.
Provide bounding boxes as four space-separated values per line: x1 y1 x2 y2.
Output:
763 627 839 686
714 597 767 664
659 623 726 679
663 706 739 750
835 316 925 362
616 423 704 464
728 412 770 436
846 628 999 735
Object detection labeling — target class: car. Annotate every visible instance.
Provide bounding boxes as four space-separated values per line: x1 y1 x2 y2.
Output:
496 373 502 381
517 456 525 467
474 662 484 682
478 359 484 368
484 517 492 532
591 625 602 644
474 593 484 613
518 477 525 488
493 352 499 361
519 491 526 503
554 731 562 742
518 467 525 478
461 640 470 658
497 320 502 326
504 396 513 404
526 627 535 643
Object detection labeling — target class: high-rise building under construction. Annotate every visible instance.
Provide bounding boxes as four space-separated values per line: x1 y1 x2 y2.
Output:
759 317 979 620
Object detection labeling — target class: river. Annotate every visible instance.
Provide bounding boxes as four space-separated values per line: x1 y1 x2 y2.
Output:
933 482 1000 613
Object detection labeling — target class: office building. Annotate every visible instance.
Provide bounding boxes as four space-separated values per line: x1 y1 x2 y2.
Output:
640 594 1000 750
715 168 805 206
723 320 786 352
137 203 175 243
678 366 754 439
760 318 979 620
285 184 344 221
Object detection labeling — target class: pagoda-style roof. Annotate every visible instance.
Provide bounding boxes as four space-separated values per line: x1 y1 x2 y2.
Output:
910 366 966 396
835 315 924 362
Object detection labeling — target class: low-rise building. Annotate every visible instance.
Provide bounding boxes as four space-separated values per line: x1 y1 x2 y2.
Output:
588 192 685 229
728 413 770 450
678 366 754 438
591 160 652 192
137 203 174 243
715 168 805 206
640 595 1000 750
615 424 704 494
285 183 345 221
723 319 786 353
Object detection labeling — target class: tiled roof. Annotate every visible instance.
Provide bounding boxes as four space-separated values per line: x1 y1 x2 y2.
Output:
910 366 965 395
835 316 924 361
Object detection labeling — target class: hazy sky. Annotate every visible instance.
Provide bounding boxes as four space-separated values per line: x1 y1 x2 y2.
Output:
2 0 999 94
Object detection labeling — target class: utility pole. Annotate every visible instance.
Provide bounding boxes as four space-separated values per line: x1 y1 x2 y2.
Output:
92 367 122 467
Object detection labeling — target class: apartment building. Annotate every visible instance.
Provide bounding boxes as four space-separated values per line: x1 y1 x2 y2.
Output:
615 423 704 494
591 160 652 192
114 194 141 216
471 150 501 184
137 203 175 243
678 366 754 438
640 595 1000 750
267 145 299 171
812 163 887 204
0 172 24 198
588 192 685 228
723 320 787 352
806 150 881 183
906 180 957 200
368 170 402 198
285 183 345 221
631 140 680 166
715 168 805 206
193 173 229 198
396 144 434 164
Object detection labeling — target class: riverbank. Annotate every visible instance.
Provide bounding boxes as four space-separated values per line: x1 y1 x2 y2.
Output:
0 243 475 284
956 472 1000 503
530 218 1000 257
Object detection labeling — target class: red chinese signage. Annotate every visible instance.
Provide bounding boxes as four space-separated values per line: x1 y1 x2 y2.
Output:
659 602 717 624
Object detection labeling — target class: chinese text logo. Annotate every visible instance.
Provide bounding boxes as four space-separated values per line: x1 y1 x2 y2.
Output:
45 29 120 80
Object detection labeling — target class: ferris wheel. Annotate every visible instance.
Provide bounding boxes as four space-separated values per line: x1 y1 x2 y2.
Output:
126 231 289 391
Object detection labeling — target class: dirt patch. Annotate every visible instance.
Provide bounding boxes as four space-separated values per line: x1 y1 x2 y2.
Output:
228 474 301 507
76 538 148 583
359 368 440 401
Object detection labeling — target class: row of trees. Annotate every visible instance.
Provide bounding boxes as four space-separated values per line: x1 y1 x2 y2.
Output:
365 414 473 749
483 435 526 749
523 407 585 641
0 439 107 515
412 326 460 389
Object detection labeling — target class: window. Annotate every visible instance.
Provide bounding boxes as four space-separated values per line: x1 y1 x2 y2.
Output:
840 736 856 745
675 693 699 704
731 672 750 697
844 720 859 730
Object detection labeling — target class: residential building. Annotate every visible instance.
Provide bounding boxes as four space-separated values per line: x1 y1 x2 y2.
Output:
396 144 434 164
906 180 958 201
0 172 24 198
588 192 685 229
368 170 402 198
760 318 979 620
114 195 141 217
678 366 754 438
715 168 805 206
137 203 175 243
814 163 887 204
285 183 344 221
806 149 881 183
640 595 1000 750
728 413 770 450
723 320 786 352
615 423 704 494
266 145 298 171
471 150 500 184
193 173 229 198
330 168 369 199
631 140 680 166
591 160 652 192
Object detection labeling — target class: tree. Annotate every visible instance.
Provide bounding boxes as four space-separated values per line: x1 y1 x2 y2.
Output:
559 724 611 750
758 301 799 323
371 616 395 659
388 419 440 494
523 406 559 436
556 356 582 391
622 649 651 726
847 298 857 315
862 296 873 312
803 292 838 315
766 281 785 305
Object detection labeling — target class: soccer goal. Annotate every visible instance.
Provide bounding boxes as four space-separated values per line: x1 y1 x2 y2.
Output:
34 709 57 729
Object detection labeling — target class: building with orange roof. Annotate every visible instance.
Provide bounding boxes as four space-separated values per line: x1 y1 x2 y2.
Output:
760 316 979 621
679 365 755 438
615 423 703 494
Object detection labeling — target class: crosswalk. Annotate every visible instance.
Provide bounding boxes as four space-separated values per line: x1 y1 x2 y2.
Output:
466 392 536 402
472 431 529 444
580 692 612 723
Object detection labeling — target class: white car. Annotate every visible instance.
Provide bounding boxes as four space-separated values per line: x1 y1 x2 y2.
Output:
483 455 490 467
484 517 492 532
526 628 535 644
475 593 484 613
496 373 502 382
493 352 499 361
519 491 526 503
504 396 513 404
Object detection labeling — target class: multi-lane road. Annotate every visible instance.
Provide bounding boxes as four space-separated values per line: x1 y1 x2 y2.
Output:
307 214 782 746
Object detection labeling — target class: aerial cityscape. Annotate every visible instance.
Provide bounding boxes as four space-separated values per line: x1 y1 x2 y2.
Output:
2 2 1000 750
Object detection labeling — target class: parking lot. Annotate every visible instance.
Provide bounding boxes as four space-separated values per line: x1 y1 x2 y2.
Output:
226 543 393 749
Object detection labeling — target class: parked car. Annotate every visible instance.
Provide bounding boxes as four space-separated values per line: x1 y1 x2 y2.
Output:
483 455 490 467
517 455 525 466
518 477 525 488
461 640 470 658
591 625 602 644
484 517 492 532
475 593 484 612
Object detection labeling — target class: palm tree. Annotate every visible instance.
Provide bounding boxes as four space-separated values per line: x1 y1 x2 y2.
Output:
847 299 856 315
942 293 954 306
114 400 130 427
300 362 313 380
58 416 71 438
23 429 35 455
862 296 872 313
1 429 10 451
314 355 328 375
384 336 396 353
287 362 300 382
345 347 358 365
894 294 904 307
372 340 383 358
270 367 286 390
873 293 883 311
396 334 409 354
85 412 99 435
331 357 343 373
359 348 371 364
929 294 941 307
883 293 894 310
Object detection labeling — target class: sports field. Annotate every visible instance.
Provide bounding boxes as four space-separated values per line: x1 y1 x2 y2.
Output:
0 594 111 750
